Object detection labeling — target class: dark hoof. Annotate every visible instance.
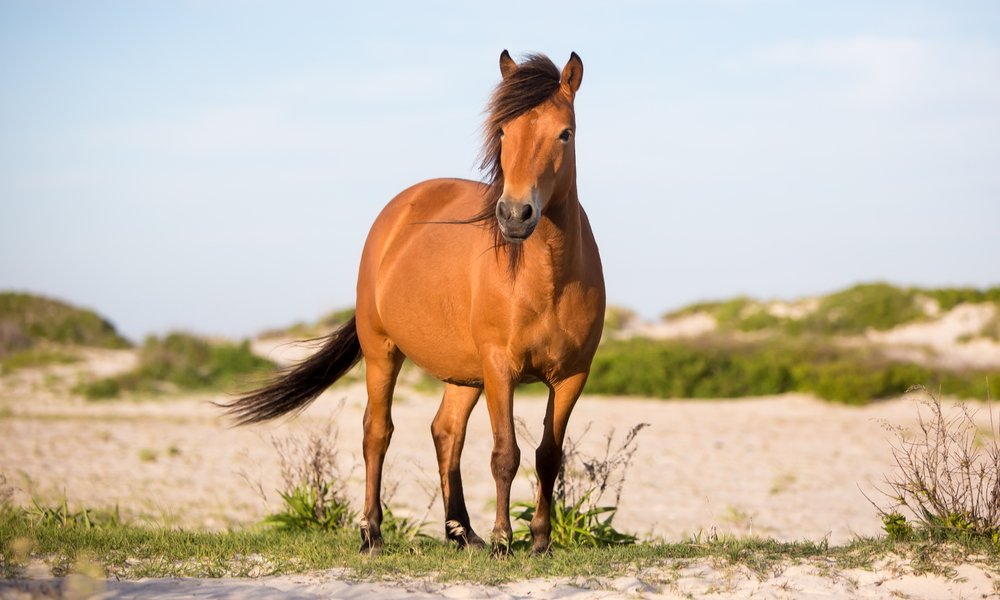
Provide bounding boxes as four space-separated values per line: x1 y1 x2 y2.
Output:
490 543 511 559
359 542 382 556
359 522 383 556
446 520 487 550
530 544 552 557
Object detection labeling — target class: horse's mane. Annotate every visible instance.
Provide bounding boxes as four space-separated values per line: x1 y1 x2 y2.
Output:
472 53 563 273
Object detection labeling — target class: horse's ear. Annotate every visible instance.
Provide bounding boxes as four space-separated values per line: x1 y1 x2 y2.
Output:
561 52 583 100
499 49 518 80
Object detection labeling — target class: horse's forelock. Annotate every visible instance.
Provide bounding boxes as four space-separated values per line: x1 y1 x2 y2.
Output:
475 53 563 273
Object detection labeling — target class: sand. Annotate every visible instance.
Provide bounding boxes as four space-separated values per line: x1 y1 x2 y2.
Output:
3 301 1000 599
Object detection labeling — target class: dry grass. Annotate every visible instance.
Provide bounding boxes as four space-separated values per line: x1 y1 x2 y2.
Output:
875 383 1000 535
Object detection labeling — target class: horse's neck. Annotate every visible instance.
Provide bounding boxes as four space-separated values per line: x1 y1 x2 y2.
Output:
526 187 586 286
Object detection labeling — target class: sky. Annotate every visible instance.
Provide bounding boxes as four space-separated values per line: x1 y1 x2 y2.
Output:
1 1 998 342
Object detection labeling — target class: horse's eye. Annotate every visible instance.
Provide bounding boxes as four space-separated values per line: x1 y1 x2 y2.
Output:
499 128 504 138
559 129 572 142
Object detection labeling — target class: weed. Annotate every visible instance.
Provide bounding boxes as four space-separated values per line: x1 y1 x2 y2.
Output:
138 449 158 462
23 493 122 530
261 483 354 532
874 384 1000 539
260 409 356 532
380 503 433 542
511 422 646 549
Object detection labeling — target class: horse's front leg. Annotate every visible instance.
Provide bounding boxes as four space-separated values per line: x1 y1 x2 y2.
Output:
359 347 404 556
482 362 519 556
431 383 487 549
530 372 587 555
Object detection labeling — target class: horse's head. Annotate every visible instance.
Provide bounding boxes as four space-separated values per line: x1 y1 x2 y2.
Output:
492 51 583 243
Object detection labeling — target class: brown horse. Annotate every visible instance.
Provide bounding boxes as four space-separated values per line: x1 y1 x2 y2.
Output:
223 50 605 556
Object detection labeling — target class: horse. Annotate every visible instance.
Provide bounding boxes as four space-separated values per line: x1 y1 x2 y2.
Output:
222 50 605 556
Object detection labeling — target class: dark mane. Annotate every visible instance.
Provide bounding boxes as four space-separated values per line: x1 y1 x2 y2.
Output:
472 53 562 273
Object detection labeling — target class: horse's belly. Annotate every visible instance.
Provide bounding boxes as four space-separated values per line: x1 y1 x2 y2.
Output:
373 220 485 385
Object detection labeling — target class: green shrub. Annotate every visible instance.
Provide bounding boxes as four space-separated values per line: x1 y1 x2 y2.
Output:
74 377 121 400
922 286 1000 312
794 283 924 335
586 337 999 404
261 483 355 532
74 332 274 399
0 292 130 357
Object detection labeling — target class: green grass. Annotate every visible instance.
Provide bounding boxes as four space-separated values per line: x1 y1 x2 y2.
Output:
3 510 998 583
73 333 275 400
662 283 1000 337
0 292 130 358
0 347 80 375
586 337 999 404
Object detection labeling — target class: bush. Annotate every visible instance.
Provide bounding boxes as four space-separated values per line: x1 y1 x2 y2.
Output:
259 416 356 533
511 422 645 550
74 332 274 399
792 283 924 336
876 386 1000 539
585 337 999 404
922 286 1000 313
0 292 130 357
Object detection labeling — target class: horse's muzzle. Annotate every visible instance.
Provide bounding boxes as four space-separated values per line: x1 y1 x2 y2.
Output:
496 197 540 243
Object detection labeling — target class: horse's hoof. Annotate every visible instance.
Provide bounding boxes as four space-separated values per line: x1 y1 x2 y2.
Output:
359 542 382 556
530 545 552 557
490 544 511 559
465 533 488 550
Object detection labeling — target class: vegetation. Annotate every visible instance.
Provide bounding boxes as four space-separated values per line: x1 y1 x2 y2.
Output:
257 417 356 533
603 305 636 334
511 423 645 549
74 332 274 399
0 292 131 373
258 307 355 340
3 506 1000 584
876 385 1000 541
663 283 1000 336
586 336 998 404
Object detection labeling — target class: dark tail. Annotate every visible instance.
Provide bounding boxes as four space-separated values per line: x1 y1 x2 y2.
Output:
220 316 363 425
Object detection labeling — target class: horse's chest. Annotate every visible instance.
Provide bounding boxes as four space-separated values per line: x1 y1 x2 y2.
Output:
506 289 601 372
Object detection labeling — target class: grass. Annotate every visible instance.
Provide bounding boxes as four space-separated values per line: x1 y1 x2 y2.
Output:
662 283 1000 337
73 332 275 399
586 336 999 404
0 347 80 375
0 292 130 358
3 510 999 584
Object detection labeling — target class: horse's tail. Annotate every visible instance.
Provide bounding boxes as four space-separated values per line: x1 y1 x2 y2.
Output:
220 316 363 425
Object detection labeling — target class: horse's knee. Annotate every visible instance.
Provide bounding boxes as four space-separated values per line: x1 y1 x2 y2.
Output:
491 442 520 481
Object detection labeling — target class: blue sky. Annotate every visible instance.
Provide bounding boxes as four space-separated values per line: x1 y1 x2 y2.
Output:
1 1 998 341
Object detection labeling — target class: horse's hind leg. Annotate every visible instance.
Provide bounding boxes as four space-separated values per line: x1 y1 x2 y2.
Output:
431 383 486 549
530 372 587 555
359 344 405 555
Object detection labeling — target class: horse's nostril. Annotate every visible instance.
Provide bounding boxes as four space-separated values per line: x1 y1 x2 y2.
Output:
519 204 533 221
